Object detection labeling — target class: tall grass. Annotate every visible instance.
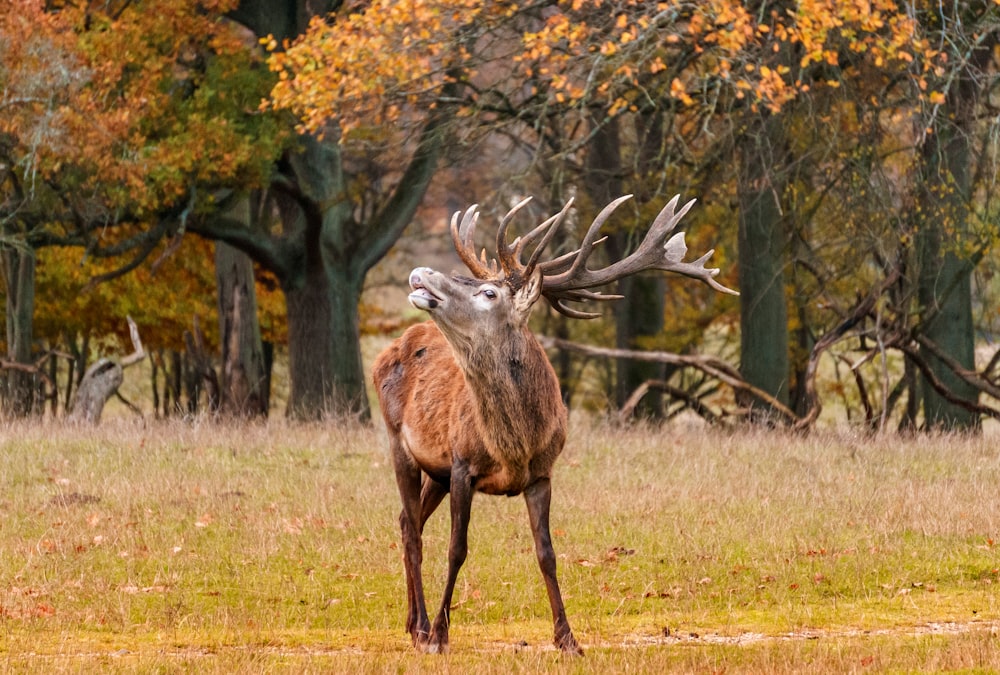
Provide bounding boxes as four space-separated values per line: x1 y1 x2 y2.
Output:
0 418 998 672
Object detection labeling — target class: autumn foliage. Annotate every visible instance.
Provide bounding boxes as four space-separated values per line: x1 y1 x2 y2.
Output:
268 0 949 135
1 0 282 226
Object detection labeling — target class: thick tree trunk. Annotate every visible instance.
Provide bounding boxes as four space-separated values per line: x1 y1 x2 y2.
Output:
917 231 977 430
915 66 980 431
612 274 666 416
916 209 978 428
737 119 790 420
215 233 269 417
2 246 37 417
285 261 366 420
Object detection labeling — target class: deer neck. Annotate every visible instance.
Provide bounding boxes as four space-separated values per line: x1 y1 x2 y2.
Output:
452 323 561 462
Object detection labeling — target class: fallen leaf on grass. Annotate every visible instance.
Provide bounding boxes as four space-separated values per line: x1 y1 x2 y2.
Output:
606 546 636 562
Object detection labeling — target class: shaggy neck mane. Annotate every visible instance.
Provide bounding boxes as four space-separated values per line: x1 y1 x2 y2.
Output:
455 323 560 463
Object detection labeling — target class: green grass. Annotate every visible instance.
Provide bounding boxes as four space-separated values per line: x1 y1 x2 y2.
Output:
1 419 999 672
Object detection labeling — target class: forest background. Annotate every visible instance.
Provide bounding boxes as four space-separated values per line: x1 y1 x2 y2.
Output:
2 0 1000 433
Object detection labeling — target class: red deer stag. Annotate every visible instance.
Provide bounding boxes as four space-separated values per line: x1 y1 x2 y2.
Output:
373 194 736 654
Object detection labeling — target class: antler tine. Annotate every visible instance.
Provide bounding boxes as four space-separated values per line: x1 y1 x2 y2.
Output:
644 194 693 245
523 197 575 275
537 235 609 275
511 201 571 267
495 196 533 277
551 288 623 319
660 232 740 294
542 194 633 289
450 205 494 279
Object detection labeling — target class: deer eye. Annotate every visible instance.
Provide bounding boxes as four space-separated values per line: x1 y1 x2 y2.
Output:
480 288 497 300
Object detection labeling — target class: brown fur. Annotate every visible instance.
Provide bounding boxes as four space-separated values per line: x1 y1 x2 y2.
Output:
372 267 581 654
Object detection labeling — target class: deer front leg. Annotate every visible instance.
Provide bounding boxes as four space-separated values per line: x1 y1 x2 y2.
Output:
428 461 474 654
391 445 433 649
524 477 583 655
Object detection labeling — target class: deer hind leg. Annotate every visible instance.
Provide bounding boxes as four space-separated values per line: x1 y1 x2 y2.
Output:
524 477 583 655
392 442 435 648
428 461 474 654
418 474 448 531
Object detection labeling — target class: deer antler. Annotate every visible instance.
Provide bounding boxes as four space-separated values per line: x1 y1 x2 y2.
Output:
450 194 738 318
450 203 497 278
539 194 738 317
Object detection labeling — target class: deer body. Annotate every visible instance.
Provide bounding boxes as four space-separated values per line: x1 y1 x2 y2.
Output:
375 316 566 496
374 195 736 655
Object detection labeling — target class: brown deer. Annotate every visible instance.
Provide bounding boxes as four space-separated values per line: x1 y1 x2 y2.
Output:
372 194 736 655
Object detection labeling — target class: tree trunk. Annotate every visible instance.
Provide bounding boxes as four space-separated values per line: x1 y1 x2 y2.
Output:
612 274 666 416
917 234 977 430
285 260 366 420
2 246 37 417
737 118 790 420
584 112 666 416
68 359 122 424
914 57 980 431
215 227 268 417
169 349 183 416
916 173 978 428
68 317 145 424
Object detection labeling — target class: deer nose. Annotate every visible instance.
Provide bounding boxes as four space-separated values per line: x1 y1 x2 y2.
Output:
409 267 434 289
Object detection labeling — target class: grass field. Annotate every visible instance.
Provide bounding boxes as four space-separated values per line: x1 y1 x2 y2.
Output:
1 418 998 672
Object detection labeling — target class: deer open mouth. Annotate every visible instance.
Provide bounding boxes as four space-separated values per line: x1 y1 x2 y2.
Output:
408 272 442 311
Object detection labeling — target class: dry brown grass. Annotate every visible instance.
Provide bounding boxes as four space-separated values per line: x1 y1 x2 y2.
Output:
0 417 998 672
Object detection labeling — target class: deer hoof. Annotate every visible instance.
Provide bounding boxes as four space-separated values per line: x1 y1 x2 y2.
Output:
421 641 449 655
556 635 584 656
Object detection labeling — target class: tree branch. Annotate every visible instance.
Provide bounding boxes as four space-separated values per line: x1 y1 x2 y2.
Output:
538 335 800 425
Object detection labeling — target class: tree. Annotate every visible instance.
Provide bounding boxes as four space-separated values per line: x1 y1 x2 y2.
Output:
189 0 480 420
1 0 283 416
910 2 996 430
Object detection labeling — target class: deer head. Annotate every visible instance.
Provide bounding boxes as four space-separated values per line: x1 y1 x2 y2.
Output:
407 265 542 348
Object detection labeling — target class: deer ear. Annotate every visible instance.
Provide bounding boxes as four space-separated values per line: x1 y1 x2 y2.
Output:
514 267 543 315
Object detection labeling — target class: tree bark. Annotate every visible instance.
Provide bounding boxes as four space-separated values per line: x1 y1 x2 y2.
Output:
69 359 123 424
737 116 790 421
2 246 37 417
285 260 365 419
215 211 268 417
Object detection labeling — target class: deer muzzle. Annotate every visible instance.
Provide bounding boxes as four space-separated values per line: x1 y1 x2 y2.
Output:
408 267 442 311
